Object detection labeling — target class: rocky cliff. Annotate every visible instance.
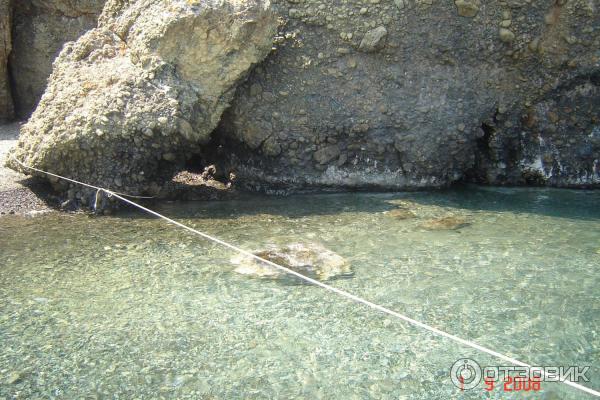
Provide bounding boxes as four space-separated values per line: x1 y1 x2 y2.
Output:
8 0 278 207
216 0 599 190
0 0 13 121
9 0 105 117
5 0 600 208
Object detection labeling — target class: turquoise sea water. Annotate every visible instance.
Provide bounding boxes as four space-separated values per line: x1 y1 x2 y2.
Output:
1 186 599 399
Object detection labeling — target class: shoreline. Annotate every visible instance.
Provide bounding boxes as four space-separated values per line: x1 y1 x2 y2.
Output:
0 122 58 216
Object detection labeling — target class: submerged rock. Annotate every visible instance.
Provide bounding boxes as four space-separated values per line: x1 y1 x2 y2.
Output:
8 0 278 207
420 216 471 231
386 199 420 209
231 243 352 282
387 208 416 220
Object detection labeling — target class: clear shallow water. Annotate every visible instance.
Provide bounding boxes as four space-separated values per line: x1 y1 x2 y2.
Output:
1 186 599 399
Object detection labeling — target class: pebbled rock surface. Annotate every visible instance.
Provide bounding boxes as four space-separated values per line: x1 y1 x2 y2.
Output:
7 0 278 208
215 0 600 191
471 70 600 187
0 0 13 121
9 0 106 118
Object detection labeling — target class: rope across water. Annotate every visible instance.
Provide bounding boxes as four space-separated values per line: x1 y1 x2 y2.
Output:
10 154 600 398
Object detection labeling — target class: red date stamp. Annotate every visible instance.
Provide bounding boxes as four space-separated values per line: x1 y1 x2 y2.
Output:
483 376 542 392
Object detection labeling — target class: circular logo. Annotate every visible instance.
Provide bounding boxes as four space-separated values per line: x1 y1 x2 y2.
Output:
450 358 482 390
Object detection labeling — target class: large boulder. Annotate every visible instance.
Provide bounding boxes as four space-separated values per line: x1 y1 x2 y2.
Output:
213 0 600 190
8 0 278 206
9 0 106 118
0 0 13 121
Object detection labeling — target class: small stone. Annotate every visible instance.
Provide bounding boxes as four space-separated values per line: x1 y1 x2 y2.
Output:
262 137 281 157
359 26 388 52
249 83 262 96
314 144 341 164
142 127 153 137
499 28 515 43
6 372 22 385
162 152 176 161
454 0 480 17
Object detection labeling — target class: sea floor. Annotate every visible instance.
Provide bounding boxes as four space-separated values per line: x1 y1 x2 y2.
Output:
1 186 599 399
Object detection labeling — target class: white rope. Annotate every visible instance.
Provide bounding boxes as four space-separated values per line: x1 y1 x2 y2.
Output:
10 155 600 398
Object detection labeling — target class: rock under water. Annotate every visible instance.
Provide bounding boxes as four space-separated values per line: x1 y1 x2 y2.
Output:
420 216 472 231
231 243 353 282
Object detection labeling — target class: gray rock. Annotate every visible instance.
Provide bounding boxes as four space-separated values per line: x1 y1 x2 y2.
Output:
359 26 388 53
231 243 353 282
9 0 106 118
472 75 600 187
6 0 600 199
217 0 600 191
0 0 13 121
454 0 480 18
314 144 341 165
8 0 278 204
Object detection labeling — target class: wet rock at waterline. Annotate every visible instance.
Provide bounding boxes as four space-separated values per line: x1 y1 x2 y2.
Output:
7 0 278 208
231 243 353 282
160 166 237 201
